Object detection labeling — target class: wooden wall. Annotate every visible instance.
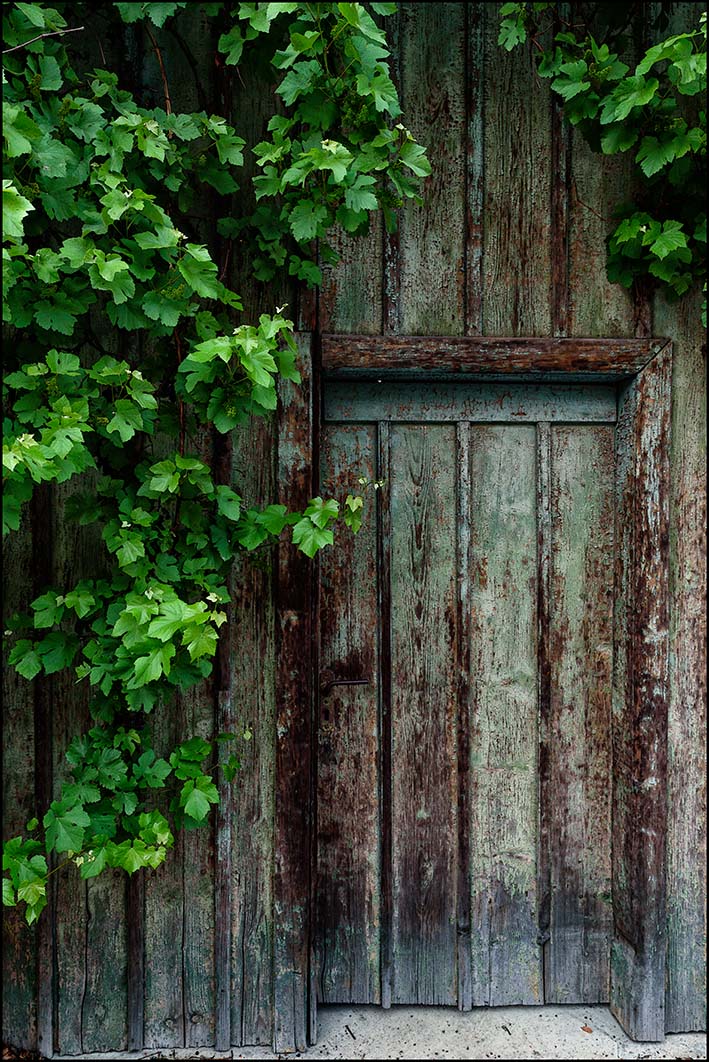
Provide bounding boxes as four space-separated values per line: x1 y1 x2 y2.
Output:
2 2 705 1053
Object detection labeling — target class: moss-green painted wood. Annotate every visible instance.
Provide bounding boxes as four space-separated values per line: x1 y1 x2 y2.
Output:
545 425 614 1003
389 423 458 1005
469 424 542 1006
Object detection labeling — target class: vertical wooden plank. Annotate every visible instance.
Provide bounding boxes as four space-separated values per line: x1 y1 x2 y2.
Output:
482 11 552 335
377 423 393 1009
656 292 706 1033
389 423 458 1005
44 476 130 1054
469 425 541 1006
550 8 570 338
2 507 38 1053
568 136 635 335
399 2 466 335
182 680 216 1048
536 422 552 987
455 422 472 1011
144 771 185 1049
319 222 383 336
229 432 276 1046
274 332 314 1053
464 2 484 336
213 424 234 1053
611 345 671 1042
546 425 614 1002
82 873 129 1052
127 874 145 1051
316 424 380 1003
382 7 401 336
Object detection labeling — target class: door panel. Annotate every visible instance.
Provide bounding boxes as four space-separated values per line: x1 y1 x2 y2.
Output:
469 425 541 1005
389 425 459 1005
317 424 380 1004
545 424 614 1002
316 382 615 1009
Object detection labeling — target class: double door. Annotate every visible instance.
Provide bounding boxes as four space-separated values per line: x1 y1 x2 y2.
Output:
316 379 616 1008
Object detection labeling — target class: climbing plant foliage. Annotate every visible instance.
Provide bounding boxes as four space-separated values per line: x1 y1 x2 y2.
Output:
2 0 429 923
498 2 707 322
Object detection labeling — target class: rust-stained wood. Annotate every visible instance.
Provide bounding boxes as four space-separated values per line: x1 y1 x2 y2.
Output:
611 344 671 1041
398 3 466 335
469 425 542 1006
545 425 614 1003
316 424 380 1004
655 291 706 1033
389 424 458 1005
536 422 552 980
376 423 393 1009
3 2 706 1050
321 334 662 377
482 7 551 336
274 332 314 1053
455 422 473 1010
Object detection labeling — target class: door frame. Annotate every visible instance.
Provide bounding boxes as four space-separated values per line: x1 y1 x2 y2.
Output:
274 333 672 1051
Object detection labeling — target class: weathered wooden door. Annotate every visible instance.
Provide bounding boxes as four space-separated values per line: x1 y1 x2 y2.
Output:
316 377 619 1009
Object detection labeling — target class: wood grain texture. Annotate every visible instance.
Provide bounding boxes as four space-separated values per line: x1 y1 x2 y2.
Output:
456 423 473 1010
229 416 277 1047
144 732 185 1050
469 425 541 1006
611 346 671 1042
49 484 116 1057
569 136 635 336
464 2 485 336
655 291 706 1033
321 334 661 377
398 3 466 334
377 423 394 1009
319 221 383 336
182 684 216 1048
316 424 380 1003
482 10 552 335
274 333 314 1053
545 425 614 1003
2 508 38 1053
324 381 617 424
82 872 129 1053
389 424 458 1005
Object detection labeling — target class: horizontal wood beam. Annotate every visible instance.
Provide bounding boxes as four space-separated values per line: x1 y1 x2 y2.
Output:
321 335 669 379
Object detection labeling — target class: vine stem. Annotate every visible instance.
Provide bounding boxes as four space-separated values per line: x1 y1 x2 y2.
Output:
174 329 186 457
571 180 612 224
144 23 172 116
2 25 84 54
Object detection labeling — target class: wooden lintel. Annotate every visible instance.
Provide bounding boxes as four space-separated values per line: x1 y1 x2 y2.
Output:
321 334 669 378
